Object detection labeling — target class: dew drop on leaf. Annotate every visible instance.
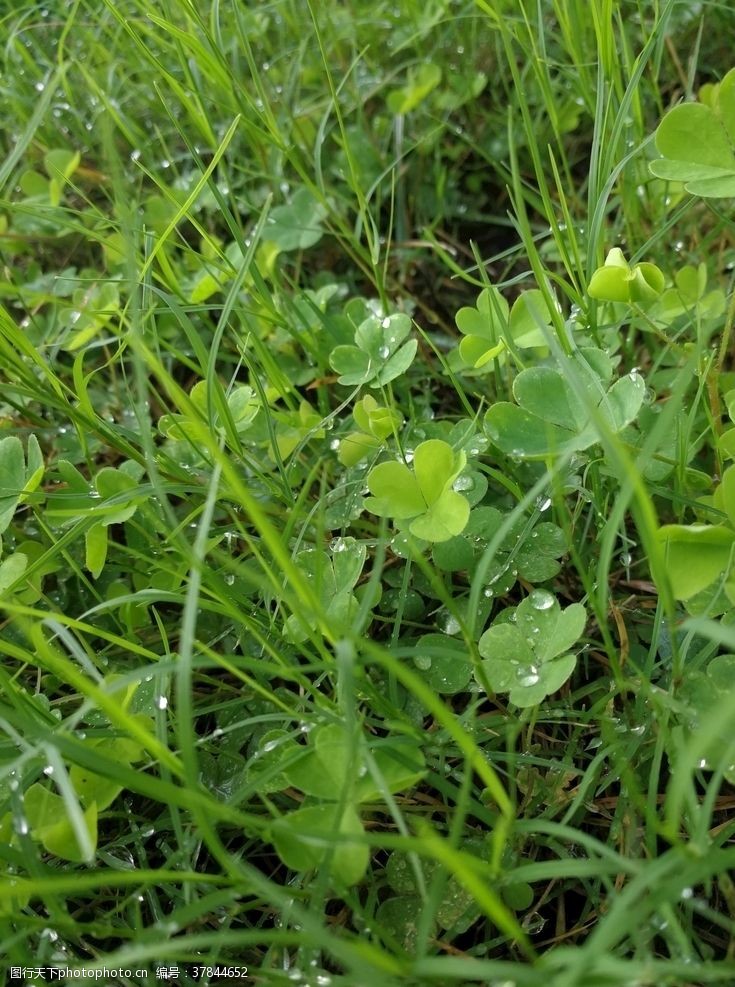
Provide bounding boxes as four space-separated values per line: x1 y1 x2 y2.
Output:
528 589 554 610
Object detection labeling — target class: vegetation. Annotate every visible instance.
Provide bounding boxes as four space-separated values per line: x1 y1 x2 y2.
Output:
2 1 735 984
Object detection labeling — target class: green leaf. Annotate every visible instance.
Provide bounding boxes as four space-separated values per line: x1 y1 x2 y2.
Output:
354 739 426 802
377 339 418 386
24 784 97 862
0 436 25 533
64 282 121 351
455 287 509 368
656 524 735 600
270 803 369 888
387 63 442 114
509 289 552 347
485 355 646 459
365 440 470 542
85 522 108 578
485 403 576 459
95 467 142 525
409 489 470 541
365 460 425 518
650 70 735 197
478 593 584 707
0 553 27 596
413 634 472 693
264 188 327 251
329 345 372 385
376 896 433 949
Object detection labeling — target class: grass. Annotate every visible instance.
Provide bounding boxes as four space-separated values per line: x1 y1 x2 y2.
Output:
2 0 735 984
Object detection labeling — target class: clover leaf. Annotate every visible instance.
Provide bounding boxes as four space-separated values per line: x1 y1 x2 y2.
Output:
477 590 586 708
484 348 645 459
649 68 735 197
284 537 368 642
337 394 403 467
269 803 369 890
432 506 567 592
24 783 97 863
679 654 735 780
649 263 725 325
587 248 664 306
0 434 43 537
455 287 552 369
264 187 327 251
365 439 470 542
656 463 735 602
329 313 417 387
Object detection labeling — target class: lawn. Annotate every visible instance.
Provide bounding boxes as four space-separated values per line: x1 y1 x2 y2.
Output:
2 1 735 984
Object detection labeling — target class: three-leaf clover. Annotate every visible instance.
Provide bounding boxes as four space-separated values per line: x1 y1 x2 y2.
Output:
264 187 328 251
283 537 370 642
262 723 425 889
484 347 645 458
455 287 552 369
649 68 735 197
432 506 568 591
587 248 664 306
477 590 586 707
365 439 470 542
649 263 725 325
330 313 417 387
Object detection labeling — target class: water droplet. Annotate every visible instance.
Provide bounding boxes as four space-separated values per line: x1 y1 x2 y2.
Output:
453 475 473 492
35 81 45 92
225 573 235 585
130 149 141 162
680 887 693 900
381 317 391 329
378 345 390 359
528 589 554 611
15 817 29 836
43 765 54 776
535 495 552 512
415 654 432 671
156 695 168 710
330 438 340 450
483 588 494 598
330 537 347 552
440 612 461 635
517 665 539 687
620 552 632 567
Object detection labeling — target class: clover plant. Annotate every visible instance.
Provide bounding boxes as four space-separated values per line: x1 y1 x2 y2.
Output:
484 347 646 458
259 723 426 889
365 439 470 541
455 286 552 369
283 537 376 642
477 590 586 707
329 312 417 386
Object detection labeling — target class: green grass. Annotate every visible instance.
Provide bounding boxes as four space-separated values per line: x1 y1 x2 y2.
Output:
2 0 735 984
